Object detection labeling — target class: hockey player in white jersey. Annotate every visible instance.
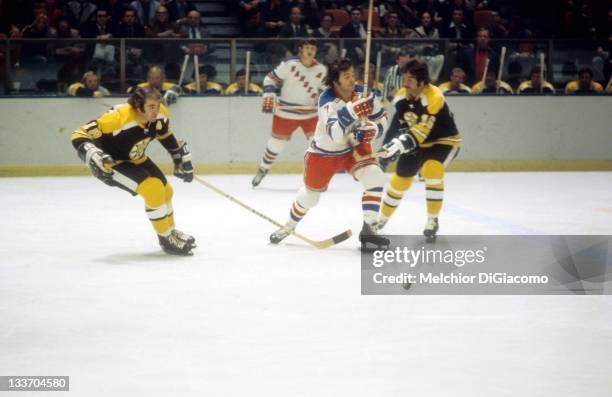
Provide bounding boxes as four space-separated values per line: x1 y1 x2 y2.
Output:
269 58 390 251
252 39 327 187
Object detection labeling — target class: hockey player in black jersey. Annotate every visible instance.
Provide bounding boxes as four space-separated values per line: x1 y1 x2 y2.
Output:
71 88 196 255
377 59 462 242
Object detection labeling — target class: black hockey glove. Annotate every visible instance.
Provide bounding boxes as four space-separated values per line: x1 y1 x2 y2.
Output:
77 142 115 186
170 140 193 182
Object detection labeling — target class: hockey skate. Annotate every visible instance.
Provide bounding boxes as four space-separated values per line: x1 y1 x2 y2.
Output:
359 222 390 252
423 217 439 243
158 233 194 256
251 167 268 188
269 222 296 244
171 229 196 248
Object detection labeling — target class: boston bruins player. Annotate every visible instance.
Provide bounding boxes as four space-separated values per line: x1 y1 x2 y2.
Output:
378 59 461 242
71 88 196 255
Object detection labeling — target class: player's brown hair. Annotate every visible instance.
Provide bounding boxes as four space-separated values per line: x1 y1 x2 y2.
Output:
401 59 430 85
325 58 353 87
298 38 317 49
128 88 161 111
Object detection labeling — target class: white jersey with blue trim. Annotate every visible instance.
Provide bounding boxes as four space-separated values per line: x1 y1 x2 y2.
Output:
263 56 327 120
308 85 388 156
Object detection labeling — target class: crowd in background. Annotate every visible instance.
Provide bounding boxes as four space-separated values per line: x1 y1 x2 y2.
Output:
0 0 610 95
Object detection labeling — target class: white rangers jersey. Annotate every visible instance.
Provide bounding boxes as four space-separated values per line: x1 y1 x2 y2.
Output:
308 85 388 156
263 56 327 120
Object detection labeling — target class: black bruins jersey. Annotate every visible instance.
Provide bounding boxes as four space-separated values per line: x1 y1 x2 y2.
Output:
71 103 177 162
392 84 461 148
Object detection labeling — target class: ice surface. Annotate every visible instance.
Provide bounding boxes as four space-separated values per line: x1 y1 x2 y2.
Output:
1 172 611 396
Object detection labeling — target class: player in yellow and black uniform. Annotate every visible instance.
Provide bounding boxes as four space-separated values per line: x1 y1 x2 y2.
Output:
71 88 196 255
377 59 462 241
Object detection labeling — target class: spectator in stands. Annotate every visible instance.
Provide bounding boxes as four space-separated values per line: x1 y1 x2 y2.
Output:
225 68 263 95
312 13 339 63
33 0 63 27
114 7 146 38
459 27 499 84
517 66 555 94
67 70 110 97
183 64 224 94
438 67 472 94
81 8 116 69
98 0 127 28
261 0 287 37
22 14 57 62
130 0 160 27
488 10 508 38
166 0 196 24
147 5 180 37
237 0 264 35
312 13 337 38
409 11 440 39
408 11 444 82
54 17 84 61
63 0 97 28
114 8 146 78
565 67 604 94
440 7 472 39
471 67 513 94
279 6 310 38
381 11 406 39
340 7 366 61
395 0 420 29
180 10 214 56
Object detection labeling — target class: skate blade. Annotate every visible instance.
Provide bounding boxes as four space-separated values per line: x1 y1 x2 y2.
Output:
360 241 390 253
424 235 437 244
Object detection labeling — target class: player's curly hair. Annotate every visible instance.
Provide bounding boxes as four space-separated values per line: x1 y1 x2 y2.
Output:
400 59 430 85
325 58 353 87
128 88 161 111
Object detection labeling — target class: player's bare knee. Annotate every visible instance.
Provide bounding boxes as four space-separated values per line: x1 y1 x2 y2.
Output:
137 177 166 207
390 174 413 192
297 186 320 209
421 160 445 183
355 164 386 190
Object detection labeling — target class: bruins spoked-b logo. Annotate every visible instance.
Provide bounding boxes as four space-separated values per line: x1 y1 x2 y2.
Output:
129 138 151 160
403 111 419 126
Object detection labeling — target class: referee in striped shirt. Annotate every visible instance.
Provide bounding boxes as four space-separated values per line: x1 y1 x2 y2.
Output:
380 49 415 170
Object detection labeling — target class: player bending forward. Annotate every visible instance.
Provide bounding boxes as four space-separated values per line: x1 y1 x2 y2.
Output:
378 59 462 242
270 58 390 251
252 39 327 187
71 88 196 255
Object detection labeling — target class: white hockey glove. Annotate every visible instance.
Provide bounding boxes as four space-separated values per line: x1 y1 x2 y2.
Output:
163 87 180 105
77 142 115 185
262 92 276 113
170 140 193 182
378 133 418 160
337 92 374 128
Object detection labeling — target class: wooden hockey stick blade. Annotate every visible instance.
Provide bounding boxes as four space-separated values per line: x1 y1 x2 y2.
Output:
294 229 353 249
193 176 352 249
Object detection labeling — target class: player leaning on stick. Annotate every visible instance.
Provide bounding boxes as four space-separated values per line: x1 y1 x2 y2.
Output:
377 59 462 242
71 88 197 255
252 38 327 187
270 58 390 251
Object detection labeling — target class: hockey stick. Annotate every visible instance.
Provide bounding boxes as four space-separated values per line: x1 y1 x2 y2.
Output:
496 46 506 94
244 50 251 95
375 50 382 92
178 54 189 87
193 176 352 249
480 58 489 93
362 0 374 97
539 53 545 94
194 54 200 93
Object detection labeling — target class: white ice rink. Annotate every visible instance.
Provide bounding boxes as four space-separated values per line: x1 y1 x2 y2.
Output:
2 172 612 396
